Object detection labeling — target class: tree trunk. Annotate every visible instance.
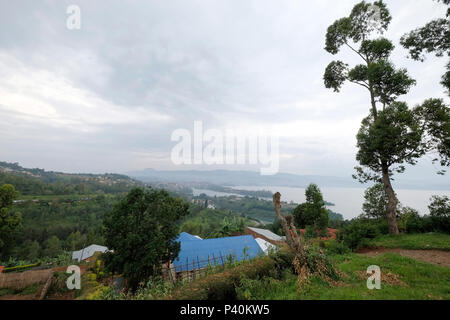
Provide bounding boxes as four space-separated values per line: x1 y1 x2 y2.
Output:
273 192 300 251
381 164 399 235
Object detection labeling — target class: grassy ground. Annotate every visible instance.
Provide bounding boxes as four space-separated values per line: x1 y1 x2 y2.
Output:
0 283 41 298
235 234 450 300
240 252 450 300
301 252 449 300
73 233 450 300
365 233 450 251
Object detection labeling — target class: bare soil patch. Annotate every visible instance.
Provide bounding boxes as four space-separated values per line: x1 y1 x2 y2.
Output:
357 248 450 268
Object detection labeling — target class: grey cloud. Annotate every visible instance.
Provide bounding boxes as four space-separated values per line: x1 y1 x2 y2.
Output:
0 0 449 188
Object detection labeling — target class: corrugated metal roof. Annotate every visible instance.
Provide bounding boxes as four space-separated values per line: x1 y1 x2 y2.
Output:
173 234 263 271
72 244 108 262
176 232 202 242
255 238 277 254
247 227 285 241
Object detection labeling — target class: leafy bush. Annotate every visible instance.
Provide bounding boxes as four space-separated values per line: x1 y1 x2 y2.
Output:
304 226 317 239
325 241 351 255
235 270 293 300
337 219 380 250
48 271 71 295
429 195 450 233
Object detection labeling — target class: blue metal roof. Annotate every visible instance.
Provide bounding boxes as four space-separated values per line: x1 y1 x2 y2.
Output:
176 232 202 242
173 234 263 272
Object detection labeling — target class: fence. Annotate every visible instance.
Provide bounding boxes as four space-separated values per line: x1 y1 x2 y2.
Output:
162 251 249 283
0 269 53 291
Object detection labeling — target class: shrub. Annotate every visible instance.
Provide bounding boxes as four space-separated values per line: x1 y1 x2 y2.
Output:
397 208 427 233
48 271 71 296
304 226 317 239
429 195 450 233
337 219 380 250
325 241 350 255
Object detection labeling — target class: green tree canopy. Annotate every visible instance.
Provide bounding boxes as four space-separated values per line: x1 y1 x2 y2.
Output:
43 235 62 258
0 184 22 258
361 183 391 219
400 1 450 95
429 195 450 219
103 187 189 291
324 0 450 234
292 184 329 233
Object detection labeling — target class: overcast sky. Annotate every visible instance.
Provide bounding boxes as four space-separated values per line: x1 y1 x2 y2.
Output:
0 0 448 185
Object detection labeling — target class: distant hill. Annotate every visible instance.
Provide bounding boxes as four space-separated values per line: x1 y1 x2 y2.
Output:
127 168 360 188
127 168 450 190
0 161 142 195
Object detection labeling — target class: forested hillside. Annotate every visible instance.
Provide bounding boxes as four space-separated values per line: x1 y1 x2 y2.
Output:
0 161 142 195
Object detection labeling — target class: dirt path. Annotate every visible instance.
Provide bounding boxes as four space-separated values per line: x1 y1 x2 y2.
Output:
357 248 450 268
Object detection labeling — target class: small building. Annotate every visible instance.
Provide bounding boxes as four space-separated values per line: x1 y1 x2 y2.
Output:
255 238 277 254
177 232 203 242
245 226 285 245
72 244 109 262
172 234 263 272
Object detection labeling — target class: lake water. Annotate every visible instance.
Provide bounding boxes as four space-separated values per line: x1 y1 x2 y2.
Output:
192 188 243 198
230 186 450 220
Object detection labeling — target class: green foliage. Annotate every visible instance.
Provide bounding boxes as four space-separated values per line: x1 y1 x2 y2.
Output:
356 102 425 177
179 205 245 239
48 271 71 296
210 195 295 223
0 184 22 258
235 269 296 300
102 187 189 291
324 60 349 92
367 60 416 106
400 4 450 94
0 161 142 196
130 276 176 300
362 183 390 219
65 231 87 252
304 226 317 239
16 240 41 261
365 232 450 251
43 235 62 257
397 206 421 233
325 240 351 255
212 216 246 237
428 195 450 232
267 218 284 236
292 184 329 234
323 1 427 235
299 252 450 300
8 194 115 261
169 256 280 300
337 218 382 250
414 99 450 170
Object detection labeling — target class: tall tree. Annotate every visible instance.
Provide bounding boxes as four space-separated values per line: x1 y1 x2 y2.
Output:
292 184 329 233
400 1 450 95
0 184 22 258
323 1 449 234
103 187 189 291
